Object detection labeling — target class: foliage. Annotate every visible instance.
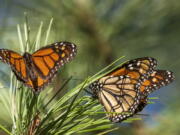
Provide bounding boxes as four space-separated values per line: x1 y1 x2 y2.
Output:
0 0 179 135
0 18 141 135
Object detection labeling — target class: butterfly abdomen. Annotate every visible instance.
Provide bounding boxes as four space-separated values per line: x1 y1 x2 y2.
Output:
23 52 37 80
89 80 103 98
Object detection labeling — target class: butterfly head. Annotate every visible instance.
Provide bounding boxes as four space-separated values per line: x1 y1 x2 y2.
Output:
89 80 103 98
23 52 31 58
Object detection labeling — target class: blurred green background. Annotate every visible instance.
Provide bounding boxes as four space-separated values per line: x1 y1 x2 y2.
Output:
0 0 179 135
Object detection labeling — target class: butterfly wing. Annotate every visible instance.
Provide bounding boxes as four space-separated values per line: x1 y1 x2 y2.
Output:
0 49 28 82
24 76 50 92
140 70 175 96
90 75 141 122
32 42 77 80
108 57 157 80
135 70 175 113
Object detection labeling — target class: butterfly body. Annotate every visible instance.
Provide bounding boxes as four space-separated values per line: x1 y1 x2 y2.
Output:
134 97 148 114
0 42 77 92
23 52 37 79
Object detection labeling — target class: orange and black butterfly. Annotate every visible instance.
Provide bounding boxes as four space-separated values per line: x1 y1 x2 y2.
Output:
89 57 157 122
89 57 174 122
0 41 77 92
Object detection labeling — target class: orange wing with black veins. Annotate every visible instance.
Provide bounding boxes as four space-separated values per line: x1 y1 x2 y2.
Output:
135 70 175 113
32 42 77 80
108 57 157 80
0 49 28 82
139 70 175 96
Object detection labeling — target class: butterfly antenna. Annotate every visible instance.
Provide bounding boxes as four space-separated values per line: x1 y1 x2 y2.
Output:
135 113 150 117
61 78 83 82
43 76 72 108
84 88 93 95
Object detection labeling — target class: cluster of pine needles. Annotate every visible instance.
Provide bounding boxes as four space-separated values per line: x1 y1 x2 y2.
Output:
0 16 146 135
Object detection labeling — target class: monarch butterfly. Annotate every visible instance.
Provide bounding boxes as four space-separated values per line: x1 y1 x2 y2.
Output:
89 57 158 122
0 41 77 92
89 57 174 122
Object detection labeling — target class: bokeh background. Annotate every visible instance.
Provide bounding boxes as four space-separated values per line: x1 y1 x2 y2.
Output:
0 0 179 135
